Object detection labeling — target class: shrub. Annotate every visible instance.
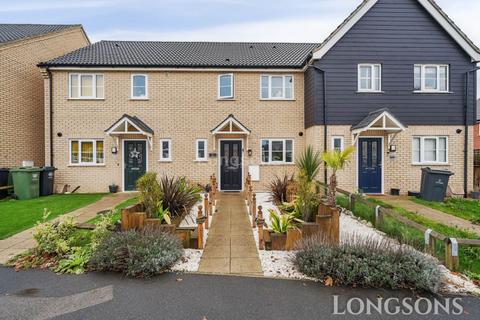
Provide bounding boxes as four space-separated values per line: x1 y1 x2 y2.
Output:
295 171 321 222
269 209 297 234
33 211 77 255
268 174 292 204
136 172 163 218
89 228 182 278
295 236 441 293
159 176 202 218
54 246 91 274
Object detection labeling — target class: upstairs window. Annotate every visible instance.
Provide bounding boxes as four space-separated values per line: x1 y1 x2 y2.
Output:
70 139 104 165
261 139 294 164
260 75 293 99
69 74 104 99
412 136 448 164
218 74 234 99
160 139 172 161
332 136 344 151
358 64 381 92
414 65 449 92
196 139 208 161
131 74 148 99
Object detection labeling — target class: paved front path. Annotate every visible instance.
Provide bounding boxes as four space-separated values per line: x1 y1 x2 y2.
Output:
380 197 480 235
199 193 262 275
1 267 479 320
0 192 136 264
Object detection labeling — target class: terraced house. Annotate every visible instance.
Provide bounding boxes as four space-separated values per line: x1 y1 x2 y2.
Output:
0 24 90 167
40 0 478 196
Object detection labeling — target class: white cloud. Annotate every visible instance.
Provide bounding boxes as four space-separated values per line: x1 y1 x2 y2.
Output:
0 0 114 12
90 16 345 43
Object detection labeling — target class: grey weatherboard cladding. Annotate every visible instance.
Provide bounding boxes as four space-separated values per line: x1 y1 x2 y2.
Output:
305 0 478 128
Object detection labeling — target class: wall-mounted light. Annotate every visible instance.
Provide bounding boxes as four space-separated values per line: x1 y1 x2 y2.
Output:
456 129 463 134
389 145 397 153
111 146 118 154
57 132 62 137
247 149 253 157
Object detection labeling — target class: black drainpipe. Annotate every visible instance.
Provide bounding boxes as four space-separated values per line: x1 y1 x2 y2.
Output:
47 68 54 167
312 65 328 184
465 65 480 198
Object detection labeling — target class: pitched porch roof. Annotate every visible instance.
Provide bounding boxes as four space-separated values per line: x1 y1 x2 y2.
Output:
351 108 406 144
211 114 251 135
105 114 154 149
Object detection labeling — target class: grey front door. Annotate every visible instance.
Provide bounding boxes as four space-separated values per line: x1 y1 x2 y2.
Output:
124 140 147 191
220 140 242 191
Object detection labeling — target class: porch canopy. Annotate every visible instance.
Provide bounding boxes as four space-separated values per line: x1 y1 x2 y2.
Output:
105 114 154 149
351 108 406 145
210 114 251 150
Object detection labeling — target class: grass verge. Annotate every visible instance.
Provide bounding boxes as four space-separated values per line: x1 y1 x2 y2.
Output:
411 197 480 224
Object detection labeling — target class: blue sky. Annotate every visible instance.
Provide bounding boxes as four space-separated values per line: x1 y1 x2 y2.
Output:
1 0 479 46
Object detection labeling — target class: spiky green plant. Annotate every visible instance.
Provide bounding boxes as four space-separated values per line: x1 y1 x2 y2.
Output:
159 176 202 218
268 174 293 205
296 146 322 182
321 146 355 207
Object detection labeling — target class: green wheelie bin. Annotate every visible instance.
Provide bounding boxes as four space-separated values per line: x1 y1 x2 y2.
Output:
10 167 42 200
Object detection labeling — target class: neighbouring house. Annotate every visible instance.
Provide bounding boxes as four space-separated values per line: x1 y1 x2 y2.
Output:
39 0 478 196
0 24 90 168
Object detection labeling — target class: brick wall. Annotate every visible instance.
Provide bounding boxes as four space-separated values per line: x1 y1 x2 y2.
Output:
306 125 474 195
46 70 305 193
474 123 480 150
0 27 89 167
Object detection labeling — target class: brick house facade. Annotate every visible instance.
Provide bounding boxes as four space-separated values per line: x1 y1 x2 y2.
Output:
40 0 479 195
0 24 90 167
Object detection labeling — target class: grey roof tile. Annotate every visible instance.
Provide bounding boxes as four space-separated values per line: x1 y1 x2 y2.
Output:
0 24 81 44
41 41 319 68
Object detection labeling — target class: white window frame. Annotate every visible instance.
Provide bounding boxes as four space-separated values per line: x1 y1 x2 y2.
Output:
414 64 449 93
357 64 382 92
332 136 344 151
218 74 234 99
159 139 172 162
412 136 448 165
195 139 208 161
260 75 294 100
69 139 104 166
131 74 148 99
260 139 294 164
69 73 104 99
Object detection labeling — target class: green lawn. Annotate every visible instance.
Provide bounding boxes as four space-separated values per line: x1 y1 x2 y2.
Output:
0 194 105 240
412 197 480 224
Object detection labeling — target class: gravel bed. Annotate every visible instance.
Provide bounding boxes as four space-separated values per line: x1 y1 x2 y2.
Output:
171 249 203 273
250 193 480 295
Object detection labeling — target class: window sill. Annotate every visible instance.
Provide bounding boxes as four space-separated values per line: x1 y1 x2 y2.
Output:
68 164 106 167
130 98 149 101
158 160 172 163
217 98 236 101
260 162 295 166
259 98 295 101
412 163 449 166
413 91 453 94
356 91 385 94
194 159 208 163
68 98 105 101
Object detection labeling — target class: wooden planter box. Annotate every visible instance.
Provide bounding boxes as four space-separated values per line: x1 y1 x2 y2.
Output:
286 228 302 250
270 232 287 251
316 202 340 244
121 203 199 248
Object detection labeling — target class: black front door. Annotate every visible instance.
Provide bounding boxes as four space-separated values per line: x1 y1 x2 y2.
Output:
220 140 242 191
358 138 383 194
124 140 147 191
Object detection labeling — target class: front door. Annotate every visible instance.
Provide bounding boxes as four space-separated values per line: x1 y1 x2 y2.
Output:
220 140 242 191
124 140 147 191
358 138 383 194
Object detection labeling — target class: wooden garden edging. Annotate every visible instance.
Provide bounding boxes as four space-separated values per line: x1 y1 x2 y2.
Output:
121 174 218 249
317 182 480 272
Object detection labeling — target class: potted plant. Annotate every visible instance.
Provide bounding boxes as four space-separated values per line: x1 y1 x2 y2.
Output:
319 146 355 243
109 184 118 193
269 209 298 250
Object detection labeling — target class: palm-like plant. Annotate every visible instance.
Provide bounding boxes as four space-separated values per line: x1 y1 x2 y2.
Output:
296 146 322 182
321 146 355 207
269 209 297 234
159 176 202 218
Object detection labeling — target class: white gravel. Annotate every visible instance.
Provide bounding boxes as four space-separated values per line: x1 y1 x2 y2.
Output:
249 193 480 295
171 249 203 273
